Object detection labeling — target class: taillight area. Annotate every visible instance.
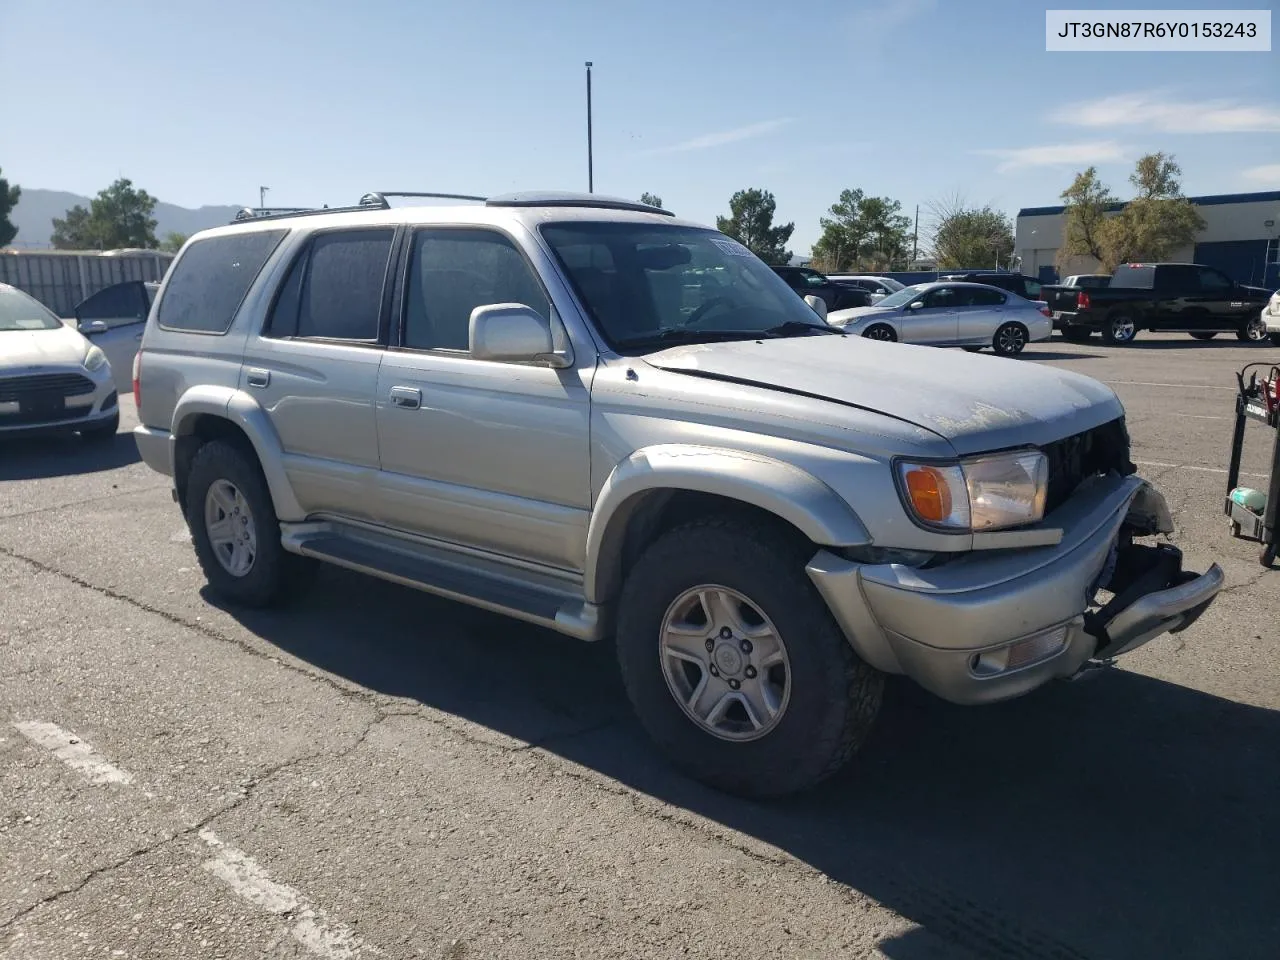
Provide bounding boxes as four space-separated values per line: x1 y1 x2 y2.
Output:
132 349 143 409
1077 290 1091 310
1039 304 1052 317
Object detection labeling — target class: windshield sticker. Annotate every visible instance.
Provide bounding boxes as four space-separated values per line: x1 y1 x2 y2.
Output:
710 238 752 258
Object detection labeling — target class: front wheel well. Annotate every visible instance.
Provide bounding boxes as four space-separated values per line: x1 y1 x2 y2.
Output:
602 489 819 604
173 415 258 511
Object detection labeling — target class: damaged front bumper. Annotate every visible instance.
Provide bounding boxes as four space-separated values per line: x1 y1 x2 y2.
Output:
807 474 1224 705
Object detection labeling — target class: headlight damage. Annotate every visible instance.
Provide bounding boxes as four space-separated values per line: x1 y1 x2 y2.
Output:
898 451 1049 531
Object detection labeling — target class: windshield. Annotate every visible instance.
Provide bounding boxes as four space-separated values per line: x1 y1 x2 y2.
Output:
0 286 64 332
880 277 906 292
870 283 928 309
540 222 831 349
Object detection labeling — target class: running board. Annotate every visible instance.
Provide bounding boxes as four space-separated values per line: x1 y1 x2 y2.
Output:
280 522 604 641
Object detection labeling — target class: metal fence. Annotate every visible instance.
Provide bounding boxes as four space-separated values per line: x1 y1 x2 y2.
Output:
0 250 175 318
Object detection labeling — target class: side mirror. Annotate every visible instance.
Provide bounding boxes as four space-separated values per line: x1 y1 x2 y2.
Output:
803 294 828 320
79 319 109 335
469 303 572 368
907 301 925 310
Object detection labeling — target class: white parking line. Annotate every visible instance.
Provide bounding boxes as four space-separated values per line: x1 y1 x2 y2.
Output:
13 719 378 958
1103 379 1236 391
199 830 375 959
13 721 134 785
1134 459 1268 479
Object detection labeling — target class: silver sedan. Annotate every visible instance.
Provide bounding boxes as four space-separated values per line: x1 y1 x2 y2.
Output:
826 281 1053 355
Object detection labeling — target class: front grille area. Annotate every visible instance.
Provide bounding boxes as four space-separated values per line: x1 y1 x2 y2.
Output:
1040 417 1135 513
0 373 96 402
0 372 98 427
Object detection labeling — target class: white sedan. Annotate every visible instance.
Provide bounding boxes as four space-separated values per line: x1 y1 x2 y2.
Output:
826 281 1053 356
0 282 120 440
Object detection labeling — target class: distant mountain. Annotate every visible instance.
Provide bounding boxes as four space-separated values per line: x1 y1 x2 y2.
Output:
5 188 242 249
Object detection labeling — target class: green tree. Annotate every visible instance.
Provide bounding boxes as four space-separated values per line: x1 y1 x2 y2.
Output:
51 178 159 250
159 231 188 253
0 167 19 248
928 196 1014 269
639 192 663 209
1097 152 1205 270
716 188 793 264
811 189 912 272
1057 166 1116 268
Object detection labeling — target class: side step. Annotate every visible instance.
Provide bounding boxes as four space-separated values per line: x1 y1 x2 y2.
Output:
281 523 603 641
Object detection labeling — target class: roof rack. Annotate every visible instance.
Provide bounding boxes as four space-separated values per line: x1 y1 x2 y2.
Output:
232 206 317 221
358 191 488 208
485 191 674 216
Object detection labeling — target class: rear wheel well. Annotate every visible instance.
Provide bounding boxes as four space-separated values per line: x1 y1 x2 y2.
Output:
174 415 258 511
604 490 818 603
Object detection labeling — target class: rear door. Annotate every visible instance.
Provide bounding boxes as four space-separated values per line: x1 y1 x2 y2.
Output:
955 286 1007 342
75 281 150 395
239 227 397 521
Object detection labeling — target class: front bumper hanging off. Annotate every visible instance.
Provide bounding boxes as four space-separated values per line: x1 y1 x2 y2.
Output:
807 474 1225 706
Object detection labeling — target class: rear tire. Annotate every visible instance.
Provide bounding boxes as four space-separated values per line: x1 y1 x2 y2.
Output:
615 517 883 798
1102 313 1138 345
185 440 314 608
1238 317 1269 343
1271 332 1280 346
81 410 120 441
1062 327 1093 342
992 322 1028 356
1190 332 1217 341
862 324 897 343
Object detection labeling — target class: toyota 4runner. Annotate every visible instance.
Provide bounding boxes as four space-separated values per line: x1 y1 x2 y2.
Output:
133 191 1225 797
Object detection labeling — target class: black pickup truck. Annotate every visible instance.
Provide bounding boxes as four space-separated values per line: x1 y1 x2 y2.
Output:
1047 262 1274 344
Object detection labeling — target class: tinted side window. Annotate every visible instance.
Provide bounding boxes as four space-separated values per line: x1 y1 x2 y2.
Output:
404 229 550 352
922 287 957 308
1023 278 1042 298
1157 265 1199 292
299 230 393 340
78 282 147 328
969 287 1006 306
158 230 287 333
1197 267 1233 292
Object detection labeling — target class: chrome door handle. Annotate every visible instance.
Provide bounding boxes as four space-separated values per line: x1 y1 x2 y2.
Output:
390 385 422 409
246 368 270 388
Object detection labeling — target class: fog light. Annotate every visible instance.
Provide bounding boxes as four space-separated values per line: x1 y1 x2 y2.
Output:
971 625 1069 677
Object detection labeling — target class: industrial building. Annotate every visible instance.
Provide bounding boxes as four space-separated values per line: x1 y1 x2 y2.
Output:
1016 190 1280 288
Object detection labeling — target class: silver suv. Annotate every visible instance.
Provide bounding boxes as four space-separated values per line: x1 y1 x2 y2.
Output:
133 191 1224 797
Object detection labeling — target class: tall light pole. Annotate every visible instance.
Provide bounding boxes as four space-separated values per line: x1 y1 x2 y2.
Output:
585 62 594 193
259 186 269 208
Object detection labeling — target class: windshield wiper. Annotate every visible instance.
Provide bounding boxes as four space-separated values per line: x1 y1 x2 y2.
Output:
761 320 845 336
614 328 770 349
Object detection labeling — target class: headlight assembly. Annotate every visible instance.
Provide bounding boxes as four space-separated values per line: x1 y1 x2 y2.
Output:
897 450 1048 532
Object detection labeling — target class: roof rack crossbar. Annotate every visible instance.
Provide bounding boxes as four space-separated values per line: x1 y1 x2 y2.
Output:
230 205 369 224
359 191 488 209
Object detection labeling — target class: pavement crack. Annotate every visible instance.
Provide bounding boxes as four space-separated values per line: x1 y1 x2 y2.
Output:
0 484 170 523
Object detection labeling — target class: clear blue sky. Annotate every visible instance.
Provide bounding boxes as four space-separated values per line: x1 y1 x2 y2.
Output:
5 0 1277 252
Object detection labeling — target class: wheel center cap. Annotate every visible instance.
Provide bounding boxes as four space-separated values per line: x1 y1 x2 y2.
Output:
713 644 744 676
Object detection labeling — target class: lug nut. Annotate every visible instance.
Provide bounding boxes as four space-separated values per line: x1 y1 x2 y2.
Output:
704 639 715 653
740 639 753 654
745 666 757 679
728 679 740 690
709 665 719 677
719 627 732 639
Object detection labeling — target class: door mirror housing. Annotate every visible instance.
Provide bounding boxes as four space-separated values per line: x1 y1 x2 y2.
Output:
907 301 925 310
79 319 109 335
803 294 828 320
469 303 572 368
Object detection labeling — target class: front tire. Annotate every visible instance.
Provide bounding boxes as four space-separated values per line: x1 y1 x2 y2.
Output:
615 517 883 798
185 440 314 607
1102 313 1138 344
992 322 1029 356
1190 331 1217 341
861 324 897 342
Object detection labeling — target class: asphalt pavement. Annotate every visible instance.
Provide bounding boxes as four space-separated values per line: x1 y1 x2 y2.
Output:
2 333 1278 960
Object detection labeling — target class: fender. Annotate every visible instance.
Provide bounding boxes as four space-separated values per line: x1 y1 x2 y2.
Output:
584 444 871 604
171 386 305 521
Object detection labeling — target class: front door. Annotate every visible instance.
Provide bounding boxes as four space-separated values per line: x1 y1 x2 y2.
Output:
374 226 592 572
238 227 396 520
75 281 150 395
898 285 960 344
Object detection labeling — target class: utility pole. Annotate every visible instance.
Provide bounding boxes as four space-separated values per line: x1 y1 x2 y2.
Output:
259 186 269 208
912 204 919 264
585 62 594 193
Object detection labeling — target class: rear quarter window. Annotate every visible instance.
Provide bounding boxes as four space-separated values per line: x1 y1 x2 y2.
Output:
157 230 288 333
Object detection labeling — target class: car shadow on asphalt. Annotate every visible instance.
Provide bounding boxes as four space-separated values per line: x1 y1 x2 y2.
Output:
209 566 1280 960
1018 349 1099 361
0 431 140 480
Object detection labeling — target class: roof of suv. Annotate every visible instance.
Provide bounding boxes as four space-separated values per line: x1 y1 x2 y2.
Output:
208 191 699 242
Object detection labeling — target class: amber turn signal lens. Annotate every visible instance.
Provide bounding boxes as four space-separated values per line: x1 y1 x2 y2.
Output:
903 466 952 523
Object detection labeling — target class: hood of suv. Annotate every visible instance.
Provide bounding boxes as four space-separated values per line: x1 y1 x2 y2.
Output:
0 323 91 370
643 336 1123 455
